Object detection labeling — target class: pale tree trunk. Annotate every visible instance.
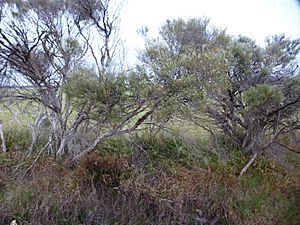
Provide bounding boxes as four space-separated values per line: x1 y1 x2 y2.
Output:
56 97 71 156
0 121 6 152
72 129 117 162
56 111 87 156
46 114 60 155
27 115 47 156
56 137 66 156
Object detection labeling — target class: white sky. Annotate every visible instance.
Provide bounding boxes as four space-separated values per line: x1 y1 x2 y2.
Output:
119 0 300 64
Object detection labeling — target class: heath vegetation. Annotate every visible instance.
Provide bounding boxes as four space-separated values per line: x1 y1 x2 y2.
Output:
0 0 299 224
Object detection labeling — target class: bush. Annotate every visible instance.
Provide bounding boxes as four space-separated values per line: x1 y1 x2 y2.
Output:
4 128 31 152
77 152 131 188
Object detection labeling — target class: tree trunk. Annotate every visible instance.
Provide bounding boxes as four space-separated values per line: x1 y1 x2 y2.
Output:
28 115 47 156
0 122 7 152
72 129 116 162
56 111 87 157
56 135 67 156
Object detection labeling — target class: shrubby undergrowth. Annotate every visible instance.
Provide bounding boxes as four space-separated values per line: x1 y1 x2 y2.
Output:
0 131 299 225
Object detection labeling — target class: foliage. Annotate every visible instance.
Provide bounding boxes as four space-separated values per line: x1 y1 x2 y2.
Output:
207 35 300 153
139 18 229 119
144 18 300 155
243 84 284 108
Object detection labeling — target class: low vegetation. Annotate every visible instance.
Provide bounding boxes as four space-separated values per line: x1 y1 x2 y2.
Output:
0 0 299 224
0 131 299 225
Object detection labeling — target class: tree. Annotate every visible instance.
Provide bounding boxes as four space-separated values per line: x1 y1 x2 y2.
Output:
65 67 165 161
138 18 230 134
0 0 174 161
142 18 300 158
0 0 125 156
206 35 300 154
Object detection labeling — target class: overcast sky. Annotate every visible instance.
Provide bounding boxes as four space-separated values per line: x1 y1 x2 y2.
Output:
119 0 300 63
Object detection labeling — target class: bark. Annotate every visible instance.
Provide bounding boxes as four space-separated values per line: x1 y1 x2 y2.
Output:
27 115 47 156
46 114 60 155
56 111 87 156
0 122 6 152
56 136 67 156
72 129 116 162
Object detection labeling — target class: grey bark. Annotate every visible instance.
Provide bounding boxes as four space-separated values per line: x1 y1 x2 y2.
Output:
0 121 6 152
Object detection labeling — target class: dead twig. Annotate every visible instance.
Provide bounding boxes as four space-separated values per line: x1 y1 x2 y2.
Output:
238 152 257 178
23 141 49 177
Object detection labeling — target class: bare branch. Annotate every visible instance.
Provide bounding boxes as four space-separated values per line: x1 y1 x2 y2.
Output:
238 153 257 178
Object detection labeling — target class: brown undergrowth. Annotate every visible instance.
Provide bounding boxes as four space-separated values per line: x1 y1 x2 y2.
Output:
0 135 299 225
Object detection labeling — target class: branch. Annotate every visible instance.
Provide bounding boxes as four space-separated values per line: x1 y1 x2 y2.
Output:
267 95 300 118
274 140 300 154
72 101 161 162
23 140 49 177
238 153 257 178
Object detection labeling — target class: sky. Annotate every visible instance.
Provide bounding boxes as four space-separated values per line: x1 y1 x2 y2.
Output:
119 0 300 63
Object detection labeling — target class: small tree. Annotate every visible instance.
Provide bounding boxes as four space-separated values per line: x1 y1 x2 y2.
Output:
0 0 125 156
206 35 300 154
65 67 165 161
0 0 177 161
144 18 300 159
137 18 230 133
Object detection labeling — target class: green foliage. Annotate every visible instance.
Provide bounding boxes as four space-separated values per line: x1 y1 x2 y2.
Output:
139 18 231 124
63 37 83 56
265 34 300 65
205 151 300 224
133 134 192 166
236 191 268 217
243 84 283 108
2 184 35 223
279 192 300 225
201 33 300 152
65 67 129 122
4 128 31 150
93 134 195 167
96 137 132 156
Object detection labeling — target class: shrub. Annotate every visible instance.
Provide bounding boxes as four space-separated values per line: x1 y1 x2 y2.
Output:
77 152 131 188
